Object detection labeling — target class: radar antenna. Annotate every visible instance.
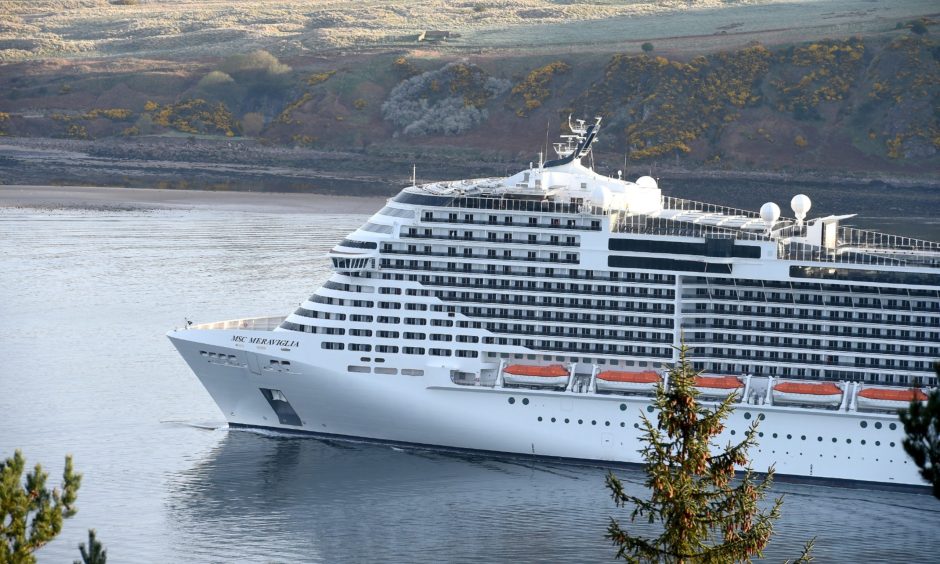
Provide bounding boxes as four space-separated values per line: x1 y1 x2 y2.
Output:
543 115 602 168
568 115 588 135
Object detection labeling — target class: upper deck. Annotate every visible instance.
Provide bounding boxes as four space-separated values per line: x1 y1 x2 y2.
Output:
394 178 940 272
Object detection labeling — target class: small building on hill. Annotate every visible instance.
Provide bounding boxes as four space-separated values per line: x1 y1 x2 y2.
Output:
417 30 451 42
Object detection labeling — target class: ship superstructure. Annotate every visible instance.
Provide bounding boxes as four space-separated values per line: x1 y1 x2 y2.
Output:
169 118 939 487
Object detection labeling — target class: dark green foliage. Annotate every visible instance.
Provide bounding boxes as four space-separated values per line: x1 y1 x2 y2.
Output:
606 346 813 562
220 50 291 80
911 20 928 36
214 50 294 101
642 42 654 53
74 529 107 564
507 61 571 117
899 363 940 499
580 45 770 159
1 450 82 564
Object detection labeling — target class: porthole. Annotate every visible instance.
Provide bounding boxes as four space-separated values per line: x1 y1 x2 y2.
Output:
875 441 881 446
772 433 778 438
889 423 897 431
522 398 529 406
758 432 764 437
758 413 766 421
744 412 752 420
578 419 583 425
605 421 611 426
731 430 736 435
817 436 823 442
860 421 868 429
801 435 806 441
620 422 625 428
832 437 837 443
508 397 515 405
591 420 597 426
551 417 556 423
875 422 882 429
537 416 543 422
846 439 852 444
890 442 895 447
646 406 654 413
634 423 640 429
786 434 792 440
564 418 570 424
620 404 627 411
861 439 866 445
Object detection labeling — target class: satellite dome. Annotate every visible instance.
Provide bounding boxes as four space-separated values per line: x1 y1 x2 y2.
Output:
760 202 780 233
636 176 658 190
791 194 812 225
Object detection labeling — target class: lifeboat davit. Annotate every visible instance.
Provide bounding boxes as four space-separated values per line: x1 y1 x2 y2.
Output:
595 370 661 393
773 381 843 407
503 364 569 387
856 387 928 411
695 375 744 398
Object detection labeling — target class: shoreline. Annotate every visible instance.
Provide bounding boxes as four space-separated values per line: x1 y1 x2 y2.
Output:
0 185 387 214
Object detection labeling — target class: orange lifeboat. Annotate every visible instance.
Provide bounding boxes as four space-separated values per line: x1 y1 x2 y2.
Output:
773 381 843 407
503 364 569 387
595 370 661 393
695 375 744 398
857 387 928 411
505 364 569 377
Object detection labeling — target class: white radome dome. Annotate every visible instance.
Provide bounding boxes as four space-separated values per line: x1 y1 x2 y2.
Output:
760 202 781 230
636 176 658 190
791 194 812 223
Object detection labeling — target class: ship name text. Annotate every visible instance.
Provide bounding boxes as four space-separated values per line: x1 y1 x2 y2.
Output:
232 335 300 348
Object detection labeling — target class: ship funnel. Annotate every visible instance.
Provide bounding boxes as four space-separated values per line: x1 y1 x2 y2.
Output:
760 202 780 235
790 194 812 226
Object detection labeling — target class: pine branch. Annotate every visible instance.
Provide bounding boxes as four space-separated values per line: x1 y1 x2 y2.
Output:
604 344 813 561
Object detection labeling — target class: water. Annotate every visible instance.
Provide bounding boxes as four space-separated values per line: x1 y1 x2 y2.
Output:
1 201 938 563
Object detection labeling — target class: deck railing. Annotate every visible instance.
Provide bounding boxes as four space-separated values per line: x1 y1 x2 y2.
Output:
617 198 940 269
612 214 771 241
661 196 763 219
190 315 287 331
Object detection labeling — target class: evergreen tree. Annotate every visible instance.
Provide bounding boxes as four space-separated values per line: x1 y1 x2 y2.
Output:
605 345 813 562
74 529 107 564
0 449 82 563
899 363 940 499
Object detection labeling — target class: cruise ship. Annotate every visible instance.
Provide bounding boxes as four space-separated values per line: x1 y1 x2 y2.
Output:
168 118 939 487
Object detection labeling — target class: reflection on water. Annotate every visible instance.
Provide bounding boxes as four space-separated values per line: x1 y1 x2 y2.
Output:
169 430 940 563
1 199 939 563
167 430 635 563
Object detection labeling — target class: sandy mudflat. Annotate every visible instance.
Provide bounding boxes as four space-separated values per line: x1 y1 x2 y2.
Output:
0 185 386 214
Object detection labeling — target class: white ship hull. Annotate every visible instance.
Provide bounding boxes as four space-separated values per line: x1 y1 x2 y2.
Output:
169 328 925 487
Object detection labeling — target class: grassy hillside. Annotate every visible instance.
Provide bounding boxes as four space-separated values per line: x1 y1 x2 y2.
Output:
1 26 936 177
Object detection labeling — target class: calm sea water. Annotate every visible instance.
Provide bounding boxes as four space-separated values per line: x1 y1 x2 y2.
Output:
1 201 939 563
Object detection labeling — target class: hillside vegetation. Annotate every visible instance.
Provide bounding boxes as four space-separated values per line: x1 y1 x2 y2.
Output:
0 26 938 177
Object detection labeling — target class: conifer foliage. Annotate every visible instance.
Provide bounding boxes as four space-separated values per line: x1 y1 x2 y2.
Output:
74 529 107 564
0 450 82 563
899 363 940 499
605 346 812 562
